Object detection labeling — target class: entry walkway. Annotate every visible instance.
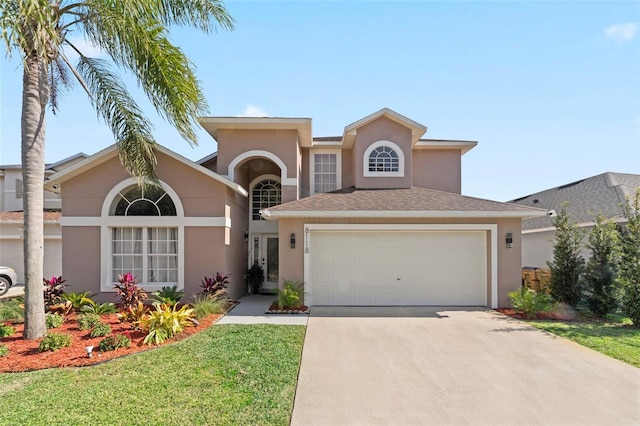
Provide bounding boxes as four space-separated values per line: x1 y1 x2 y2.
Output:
216 294 308 325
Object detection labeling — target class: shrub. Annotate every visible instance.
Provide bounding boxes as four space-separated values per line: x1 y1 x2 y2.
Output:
81 301 117 315
547 206 585 307
200 273 230 298
191 294 225 319
117 301 149 326
277 279 304 309
508 287 554 319
98 334 131 352
45 312 65 329
90 322 112 338
43 276 67 308
151 285 185 307
39 333 72 352
77 313 101 331
620 188 640 327
138 303 196 346
61 292 95 312
0 298 24 322
584 214 622 317
0 323 15 338
114 273 148 310
0 344 8 357
246 264 264 294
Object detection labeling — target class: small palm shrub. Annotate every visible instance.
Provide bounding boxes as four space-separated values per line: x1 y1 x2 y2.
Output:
0 298 24 322
508 287 554 319
45 312 65 329
0 344 8 357
191 295 226 319
277 280 304 309
98 334 131 352
77 313 102 331
151 285 185 307
43 276 67 308
62 292 95 312
138 303 196 346
0 323 15 338
89 322 112 338
81 300 117 315
39 333 72 352
114 273 148 310
117 301 149 326
200 273 230 298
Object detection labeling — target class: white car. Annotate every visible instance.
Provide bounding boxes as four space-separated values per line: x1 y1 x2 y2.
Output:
0 266 18 297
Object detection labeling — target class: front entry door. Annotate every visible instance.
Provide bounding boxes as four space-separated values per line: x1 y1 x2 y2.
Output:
253 234 279 290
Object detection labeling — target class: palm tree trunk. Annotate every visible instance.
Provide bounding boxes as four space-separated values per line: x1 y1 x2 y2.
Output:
21 53 48 340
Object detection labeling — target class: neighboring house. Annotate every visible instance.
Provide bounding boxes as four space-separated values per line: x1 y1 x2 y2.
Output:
0 153 87 283
509 172 640 268
45 108 545 308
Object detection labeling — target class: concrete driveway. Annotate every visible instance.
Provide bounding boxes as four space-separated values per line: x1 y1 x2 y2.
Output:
291 307 640 426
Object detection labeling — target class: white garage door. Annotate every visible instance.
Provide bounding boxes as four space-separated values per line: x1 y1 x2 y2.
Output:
309 230 487 306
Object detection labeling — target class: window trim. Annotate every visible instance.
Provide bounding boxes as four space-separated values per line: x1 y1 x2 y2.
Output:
363 140 405 178
100 178 185 292
309 149 342 195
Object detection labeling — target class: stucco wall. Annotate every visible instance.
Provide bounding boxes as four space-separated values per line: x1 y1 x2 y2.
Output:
276 216 523 308
62 226 103 300
354 117 412 189
412 150 462 193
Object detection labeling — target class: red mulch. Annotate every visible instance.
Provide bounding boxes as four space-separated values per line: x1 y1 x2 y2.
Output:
266 302 309 313
0 313 221 373
495 308 557 321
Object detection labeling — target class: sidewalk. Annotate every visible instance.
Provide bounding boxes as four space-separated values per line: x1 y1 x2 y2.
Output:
216 294 308 325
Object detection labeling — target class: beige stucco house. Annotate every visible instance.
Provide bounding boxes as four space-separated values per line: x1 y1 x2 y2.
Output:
45 108 545 308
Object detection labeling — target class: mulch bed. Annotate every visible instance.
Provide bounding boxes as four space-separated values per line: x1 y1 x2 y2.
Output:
495 308 568 321
0 312 221 373
266 302 309 314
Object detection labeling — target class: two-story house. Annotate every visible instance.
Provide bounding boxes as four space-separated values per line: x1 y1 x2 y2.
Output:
0 153 87 283
45 108 545 308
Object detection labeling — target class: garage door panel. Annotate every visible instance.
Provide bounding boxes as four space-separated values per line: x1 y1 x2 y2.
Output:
310 230 486 306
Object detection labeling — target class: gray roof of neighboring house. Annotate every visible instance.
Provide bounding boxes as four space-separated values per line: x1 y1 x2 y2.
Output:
509 172 640 230
263 186 545 219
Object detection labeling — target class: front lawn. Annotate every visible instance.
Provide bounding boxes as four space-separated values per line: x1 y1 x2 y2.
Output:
0 324 306 425
528 316 640 368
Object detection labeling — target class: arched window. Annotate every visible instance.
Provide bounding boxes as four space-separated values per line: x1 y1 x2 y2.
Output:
111 185 177 216
108 185 178 286
251 178 281 220
363 140 405 177
369 146 399 172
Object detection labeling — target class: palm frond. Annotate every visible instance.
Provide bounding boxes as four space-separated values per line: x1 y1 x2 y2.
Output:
0 0 60 60
48 55 73 114
76 55 158 183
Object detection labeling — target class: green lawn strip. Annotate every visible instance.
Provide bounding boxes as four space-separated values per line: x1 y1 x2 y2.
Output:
0 324 305 426
528 318 640 368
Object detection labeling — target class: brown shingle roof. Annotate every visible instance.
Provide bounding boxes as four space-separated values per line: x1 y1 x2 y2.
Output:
0 212 61 223
263 187 546 219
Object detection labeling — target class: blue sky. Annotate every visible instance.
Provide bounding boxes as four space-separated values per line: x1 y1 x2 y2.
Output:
1 1 638 201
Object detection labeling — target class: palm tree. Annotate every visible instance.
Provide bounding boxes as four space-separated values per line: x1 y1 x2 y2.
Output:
0 0 233 339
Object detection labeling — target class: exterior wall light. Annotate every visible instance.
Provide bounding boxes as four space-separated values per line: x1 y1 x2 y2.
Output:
506 232 513 248
244 231 249 242
290 233 296 249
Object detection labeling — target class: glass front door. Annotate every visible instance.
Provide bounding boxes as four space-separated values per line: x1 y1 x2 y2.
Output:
252 234 279 290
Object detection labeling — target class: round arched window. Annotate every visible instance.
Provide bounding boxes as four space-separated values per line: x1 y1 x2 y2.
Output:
111 185 176 216
251 179 281 220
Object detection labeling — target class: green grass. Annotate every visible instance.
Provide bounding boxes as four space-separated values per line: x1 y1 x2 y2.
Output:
0 324 306 425
528 315 640 368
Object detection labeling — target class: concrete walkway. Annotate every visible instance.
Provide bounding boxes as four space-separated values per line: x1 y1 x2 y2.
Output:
216 294 308 325
291 307 640 426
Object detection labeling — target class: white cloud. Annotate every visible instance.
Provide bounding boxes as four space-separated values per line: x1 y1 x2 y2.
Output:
603 23 637 43
236 104 269 117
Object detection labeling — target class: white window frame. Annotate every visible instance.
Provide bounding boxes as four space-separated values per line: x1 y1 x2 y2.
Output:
363 140 405 178
99 178 186 292
309 149 342 195
250 174 281 221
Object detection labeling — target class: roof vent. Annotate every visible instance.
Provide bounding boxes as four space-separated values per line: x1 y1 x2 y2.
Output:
547 209 557 217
